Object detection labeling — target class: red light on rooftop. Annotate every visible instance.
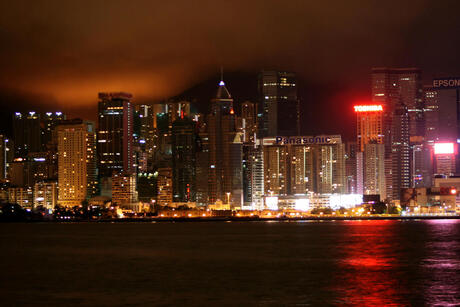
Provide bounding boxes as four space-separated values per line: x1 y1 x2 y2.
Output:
450 188 457 195
354 105 383 112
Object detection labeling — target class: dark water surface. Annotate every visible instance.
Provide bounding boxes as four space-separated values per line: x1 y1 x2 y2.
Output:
1 220 459 306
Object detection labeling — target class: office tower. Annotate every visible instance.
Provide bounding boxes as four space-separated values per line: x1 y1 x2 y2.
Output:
0 135 7 181
134 104 155 172
354 104 386 198
137 172 156 202
8 186 33 208
156 167 173 206
345 141 357 194
57 120 97 207
372 68 422 199
263 135 345 196
424 86 438 145
411 140 432 187
242 142 264 209
363 143 386 198
258 71 299 137
207 80 243 206
195 120 210 205
41 112 66 150
391 104 411 199
171 117 196 202
111 172 138 206
430 78 460 173
34 181 58 209
13 111 41 158
97 92 134 177
241 101 257 143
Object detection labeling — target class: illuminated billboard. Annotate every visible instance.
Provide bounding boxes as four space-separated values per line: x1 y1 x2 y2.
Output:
354 105 383 112
434 142 455 155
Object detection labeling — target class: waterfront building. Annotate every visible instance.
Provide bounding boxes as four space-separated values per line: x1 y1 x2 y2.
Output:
156 167 173 206
206 80 243 206
97 92 134 177
354 104 386 199
171 117 197 202
258 71 299 137
111 172 138 206
57 120 97 207
262 135 346 197
372 68 421 199
8 186 33 209
34 181 58 209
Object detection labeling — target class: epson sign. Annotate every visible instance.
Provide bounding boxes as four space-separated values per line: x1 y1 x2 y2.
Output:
433 78 460 89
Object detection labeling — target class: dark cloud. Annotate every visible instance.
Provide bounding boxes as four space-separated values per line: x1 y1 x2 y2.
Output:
1 0 460 137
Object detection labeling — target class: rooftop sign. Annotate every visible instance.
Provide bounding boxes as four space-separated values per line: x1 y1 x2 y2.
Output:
433 78 460 89
263 135 342 146
354 105 383 112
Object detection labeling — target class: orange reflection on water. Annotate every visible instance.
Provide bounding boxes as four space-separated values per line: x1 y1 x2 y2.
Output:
334 220 405 306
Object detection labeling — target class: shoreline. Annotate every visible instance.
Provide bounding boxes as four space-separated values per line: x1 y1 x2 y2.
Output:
4 215 459 223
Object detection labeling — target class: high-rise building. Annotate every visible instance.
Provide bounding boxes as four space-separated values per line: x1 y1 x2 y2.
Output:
171 117 197 202
156 167 173 206
354 104 386 199
34 181 58 209
97 92 134 177
345 141 357 194
242 142 264 209
13 112 41 158
41 112 66 150
391 104 411 199
258 71 299 137
363 143 386 198
0 135 7 181
263 135 346 197
372 68 422 200
111 172 138 206
57 120 97 207
206 80 243 206
241 101 258 143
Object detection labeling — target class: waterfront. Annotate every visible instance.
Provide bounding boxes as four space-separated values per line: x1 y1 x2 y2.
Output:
1 220 459 306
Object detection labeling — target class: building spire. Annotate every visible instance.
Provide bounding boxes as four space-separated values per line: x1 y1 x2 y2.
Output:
219 66 225 86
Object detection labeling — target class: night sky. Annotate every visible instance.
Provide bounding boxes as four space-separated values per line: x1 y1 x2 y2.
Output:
1 0 460 139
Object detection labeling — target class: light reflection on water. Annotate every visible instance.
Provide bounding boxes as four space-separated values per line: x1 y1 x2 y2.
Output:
0 220 459 305
422 220 460 306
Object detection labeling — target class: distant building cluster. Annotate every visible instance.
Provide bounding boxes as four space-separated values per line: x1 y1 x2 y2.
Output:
1 69 460 214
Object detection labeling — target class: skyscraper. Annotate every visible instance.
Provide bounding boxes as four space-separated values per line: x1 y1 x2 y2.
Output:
171 117 197 202
354 104 386 199
41 112 66 150
207 80 243 206
13 112 41 158
97 92 134 177
57 120 97 207
372 68 421 199
258 71 299 137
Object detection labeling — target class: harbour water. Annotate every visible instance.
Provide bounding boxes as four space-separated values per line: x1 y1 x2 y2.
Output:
1 220 459 306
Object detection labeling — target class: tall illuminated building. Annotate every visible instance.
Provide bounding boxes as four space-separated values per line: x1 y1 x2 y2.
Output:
263 135 345 196
354 105 386 198
13 112 41 158
207 80 243 206
171 117 197 202
0 135 7 181
258 71 299 137
391 104 411 199
57 120 97 207
97 92 134 177
41 112 66 150
112 172 138 206
372 68 421 199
